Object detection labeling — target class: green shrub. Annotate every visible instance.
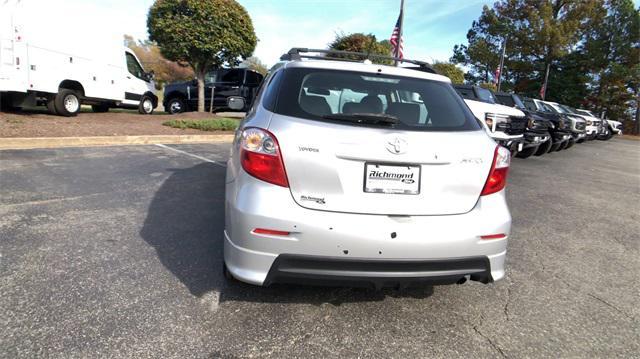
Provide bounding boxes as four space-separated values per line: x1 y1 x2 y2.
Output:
162 118 239 131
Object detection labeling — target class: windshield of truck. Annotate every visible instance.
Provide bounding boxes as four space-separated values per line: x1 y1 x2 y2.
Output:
475 87 496 104
272 68 481 131
512 95 526 109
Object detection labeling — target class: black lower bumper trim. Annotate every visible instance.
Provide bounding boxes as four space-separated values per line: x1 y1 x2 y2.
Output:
264 254 492 289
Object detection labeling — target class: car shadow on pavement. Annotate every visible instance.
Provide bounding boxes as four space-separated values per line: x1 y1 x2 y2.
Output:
140 162 434 305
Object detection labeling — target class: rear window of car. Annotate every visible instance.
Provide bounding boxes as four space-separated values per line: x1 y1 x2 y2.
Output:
271 68 480 131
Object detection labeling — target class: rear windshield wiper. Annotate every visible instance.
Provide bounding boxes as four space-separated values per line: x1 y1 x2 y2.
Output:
322 113 399 126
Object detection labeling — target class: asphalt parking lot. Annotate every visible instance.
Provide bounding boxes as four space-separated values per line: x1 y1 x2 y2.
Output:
1 139 638 358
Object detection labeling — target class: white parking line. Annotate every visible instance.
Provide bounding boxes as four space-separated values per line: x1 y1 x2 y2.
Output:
155 144 227 168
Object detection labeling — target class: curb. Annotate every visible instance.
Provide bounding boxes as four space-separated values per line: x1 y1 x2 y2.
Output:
0 134 234 150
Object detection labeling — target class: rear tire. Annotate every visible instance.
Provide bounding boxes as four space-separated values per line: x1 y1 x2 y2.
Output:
516 146 537 159
138 96 154 115
534 139 552 156
54 89 81 117
91 104 110 113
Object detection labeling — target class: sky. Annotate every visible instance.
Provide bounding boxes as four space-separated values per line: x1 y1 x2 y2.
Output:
55 0 640 67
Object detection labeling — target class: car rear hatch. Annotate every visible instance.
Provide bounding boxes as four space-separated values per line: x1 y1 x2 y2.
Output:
269 114 495 216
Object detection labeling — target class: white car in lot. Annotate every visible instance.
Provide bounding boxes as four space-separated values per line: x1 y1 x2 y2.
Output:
222 48 512 289
453 85 527 153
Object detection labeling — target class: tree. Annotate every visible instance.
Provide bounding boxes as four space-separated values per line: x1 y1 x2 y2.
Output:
432 62 464 84
580 0 639 126
241 56 268 75
124 35 194 89
451 1 598 96
148 0 257 112
328 32 393 64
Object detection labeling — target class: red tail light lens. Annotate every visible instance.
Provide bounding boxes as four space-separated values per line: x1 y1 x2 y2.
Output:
481 146 510 196
253 228 290 236
240 127 289 187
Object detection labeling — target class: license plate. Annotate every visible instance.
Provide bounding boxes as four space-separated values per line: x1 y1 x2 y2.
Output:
364 163 420 195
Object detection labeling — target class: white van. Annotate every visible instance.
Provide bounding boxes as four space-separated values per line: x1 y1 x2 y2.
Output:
0 1 157 116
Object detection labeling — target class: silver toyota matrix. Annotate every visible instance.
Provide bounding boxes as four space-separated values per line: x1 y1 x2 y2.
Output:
223 48 512 289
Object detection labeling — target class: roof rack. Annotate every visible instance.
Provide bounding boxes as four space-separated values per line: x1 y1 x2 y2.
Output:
280 48 436 74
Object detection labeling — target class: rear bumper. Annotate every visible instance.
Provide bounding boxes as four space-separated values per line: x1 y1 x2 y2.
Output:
224 173 511 287
263 254 495 288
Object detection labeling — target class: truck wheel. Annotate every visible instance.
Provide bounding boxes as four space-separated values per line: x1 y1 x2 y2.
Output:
54 89 81 117
605 128 614 140
565 138 575 149
91 104 110 113
516 146 537 159
46 96 58 115
138 96 154 115
556 140 568 151
548 141 561 153
534 140 552 156
166 98 185 114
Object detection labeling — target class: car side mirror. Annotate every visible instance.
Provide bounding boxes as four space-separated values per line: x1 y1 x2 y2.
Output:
227 96 245 110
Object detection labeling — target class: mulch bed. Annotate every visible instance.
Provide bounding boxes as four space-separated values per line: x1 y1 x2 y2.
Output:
0 108 238 138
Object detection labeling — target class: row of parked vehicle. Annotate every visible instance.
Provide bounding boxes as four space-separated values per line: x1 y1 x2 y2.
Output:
160 69 624 162
453 85 623 158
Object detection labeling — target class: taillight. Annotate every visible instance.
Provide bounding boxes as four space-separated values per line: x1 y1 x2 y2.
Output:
240 127 288 187
481 146 510 196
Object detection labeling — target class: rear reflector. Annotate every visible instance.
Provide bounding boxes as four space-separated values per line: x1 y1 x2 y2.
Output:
479 233 507 240
253 228 290 236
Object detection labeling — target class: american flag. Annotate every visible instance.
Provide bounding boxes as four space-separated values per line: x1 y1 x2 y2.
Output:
390 13 404 59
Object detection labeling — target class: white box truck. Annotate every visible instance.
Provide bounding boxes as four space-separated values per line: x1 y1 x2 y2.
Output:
0 1 157 116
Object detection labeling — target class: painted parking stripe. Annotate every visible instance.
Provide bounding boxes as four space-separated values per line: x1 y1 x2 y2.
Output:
155 144 227 168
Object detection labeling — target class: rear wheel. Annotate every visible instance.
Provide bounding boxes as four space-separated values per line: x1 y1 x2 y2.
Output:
516 146 537 159
138 96 154 115
166 98 185 114
54 89 81 117
91 104 110 113
534 139 552 156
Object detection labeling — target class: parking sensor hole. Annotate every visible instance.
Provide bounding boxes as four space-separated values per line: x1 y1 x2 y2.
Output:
343 250 349 255
379 251 382 255
391 232 397 239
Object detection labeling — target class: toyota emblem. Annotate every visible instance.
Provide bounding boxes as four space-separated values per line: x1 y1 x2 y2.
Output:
386 137 408 154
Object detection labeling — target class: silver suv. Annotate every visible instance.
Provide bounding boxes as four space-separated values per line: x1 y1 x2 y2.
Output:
223 48 512 289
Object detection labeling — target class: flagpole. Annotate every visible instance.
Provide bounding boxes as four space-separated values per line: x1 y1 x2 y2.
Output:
497 38 506 91
395 0 404 67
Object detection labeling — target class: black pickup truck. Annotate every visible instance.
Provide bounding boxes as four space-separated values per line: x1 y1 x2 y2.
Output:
498 94 574 154
162 68 264 114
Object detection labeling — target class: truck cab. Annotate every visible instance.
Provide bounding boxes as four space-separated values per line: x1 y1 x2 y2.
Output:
163 68 263 114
